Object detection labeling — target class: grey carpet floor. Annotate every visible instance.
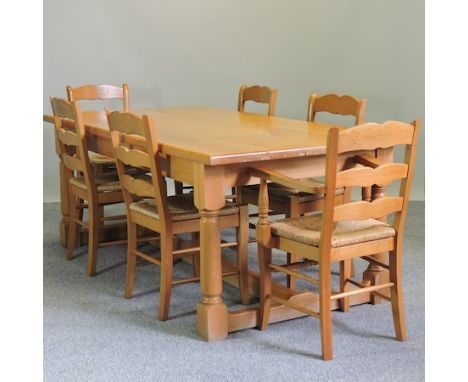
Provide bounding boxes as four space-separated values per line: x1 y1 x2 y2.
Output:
44 202 424 382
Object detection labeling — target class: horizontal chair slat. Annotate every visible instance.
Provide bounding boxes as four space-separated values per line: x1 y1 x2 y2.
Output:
242 85 274 103
73 84 123 100
333 196 403 221
114 146 151 169
63 154 84 172
108 112 147 136
57 128 80 147
336 163 408 188
123 133 148 150
121 174 154 197
338 121 414 153
314 94 360 116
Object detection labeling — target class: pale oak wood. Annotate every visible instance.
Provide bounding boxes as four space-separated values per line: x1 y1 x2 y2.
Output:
254 119 420 360
107 110 250 321
56 84 130 245
238 84 278 116
335 163 409 188
176 83 278 196
333 197 404 221
242 92 367 288
307 93 367 125
174 87 277 197
47 107 339 165
50 97 127 276
67 83 129 112
44 106 397 339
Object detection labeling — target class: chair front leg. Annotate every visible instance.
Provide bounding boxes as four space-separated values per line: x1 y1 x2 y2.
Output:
389 248 407 341
67 194 79 260
286 196 300 289
319 259 333 360
86 200 100 277
339 260 351 312
124 221 138 299
158 231 174 321
237 205 250 305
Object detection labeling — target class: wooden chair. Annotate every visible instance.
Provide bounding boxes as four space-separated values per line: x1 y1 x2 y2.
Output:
307 93 366 125
237 84 278 116
175 84 278 199
253 119 420 360
106 110 250 321
50 97 128 276
239 93 367 287
67 83 129 167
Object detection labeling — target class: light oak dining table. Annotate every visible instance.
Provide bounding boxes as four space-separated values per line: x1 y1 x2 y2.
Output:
44 106 392 341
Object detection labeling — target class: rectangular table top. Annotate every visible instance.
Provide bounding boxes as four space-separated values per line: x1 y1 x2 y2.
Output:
45 106 342 166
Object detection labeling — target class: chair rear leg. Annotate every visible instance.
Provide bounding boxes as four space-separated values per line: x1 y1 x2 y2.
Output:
191 232 200 277
174 181 184 195
158 233 174 321
86 202 100 277
339 260 351 312
75 199 84 247
257 243 272 330
124 221 138 299
231 187 238 203
319 260 333 360
286 199 299 288
67 194 78 260
237 205 250 305
389 249 407 341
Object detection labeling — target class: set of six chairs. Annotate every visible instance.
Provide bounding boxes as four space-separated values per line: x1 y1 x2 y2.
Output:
49 83 420 360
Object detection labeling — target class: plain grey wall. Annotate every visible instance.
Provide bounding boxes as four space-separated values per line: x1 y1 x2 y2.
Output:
43 0 424 202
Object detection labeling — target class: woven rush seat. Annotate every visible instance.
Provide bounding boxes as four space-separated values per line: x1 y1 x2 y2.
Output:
270 214 395 248
244 180 344 203
69 172 122 192
89 153 115 165
130 194 239 222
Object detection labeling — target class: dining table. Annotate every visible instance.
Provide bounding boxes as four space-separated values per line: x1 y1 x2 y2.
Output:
43 106 393 341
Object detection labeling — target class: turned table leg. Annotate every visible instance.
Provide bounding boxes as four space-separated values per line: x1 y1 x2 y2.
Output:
194 164 228 341
196 209 228 340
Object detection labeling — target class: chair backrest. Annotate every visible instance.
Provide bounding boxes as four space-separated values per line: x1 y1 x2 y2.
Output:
50 97 95 192
320 119 421 251
106 111 170 226
307 93 367 125
238 85 278 116
67 83 129 112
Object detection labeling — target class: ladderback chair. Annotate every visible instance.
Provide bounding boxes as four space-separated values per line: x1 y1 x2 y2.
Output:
67 83 129 111
240 92 367 287
307 93 366 125
237 84 278 116
50 97 127 276
67 83 129 167
253 119 420 360
107 110 250 321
